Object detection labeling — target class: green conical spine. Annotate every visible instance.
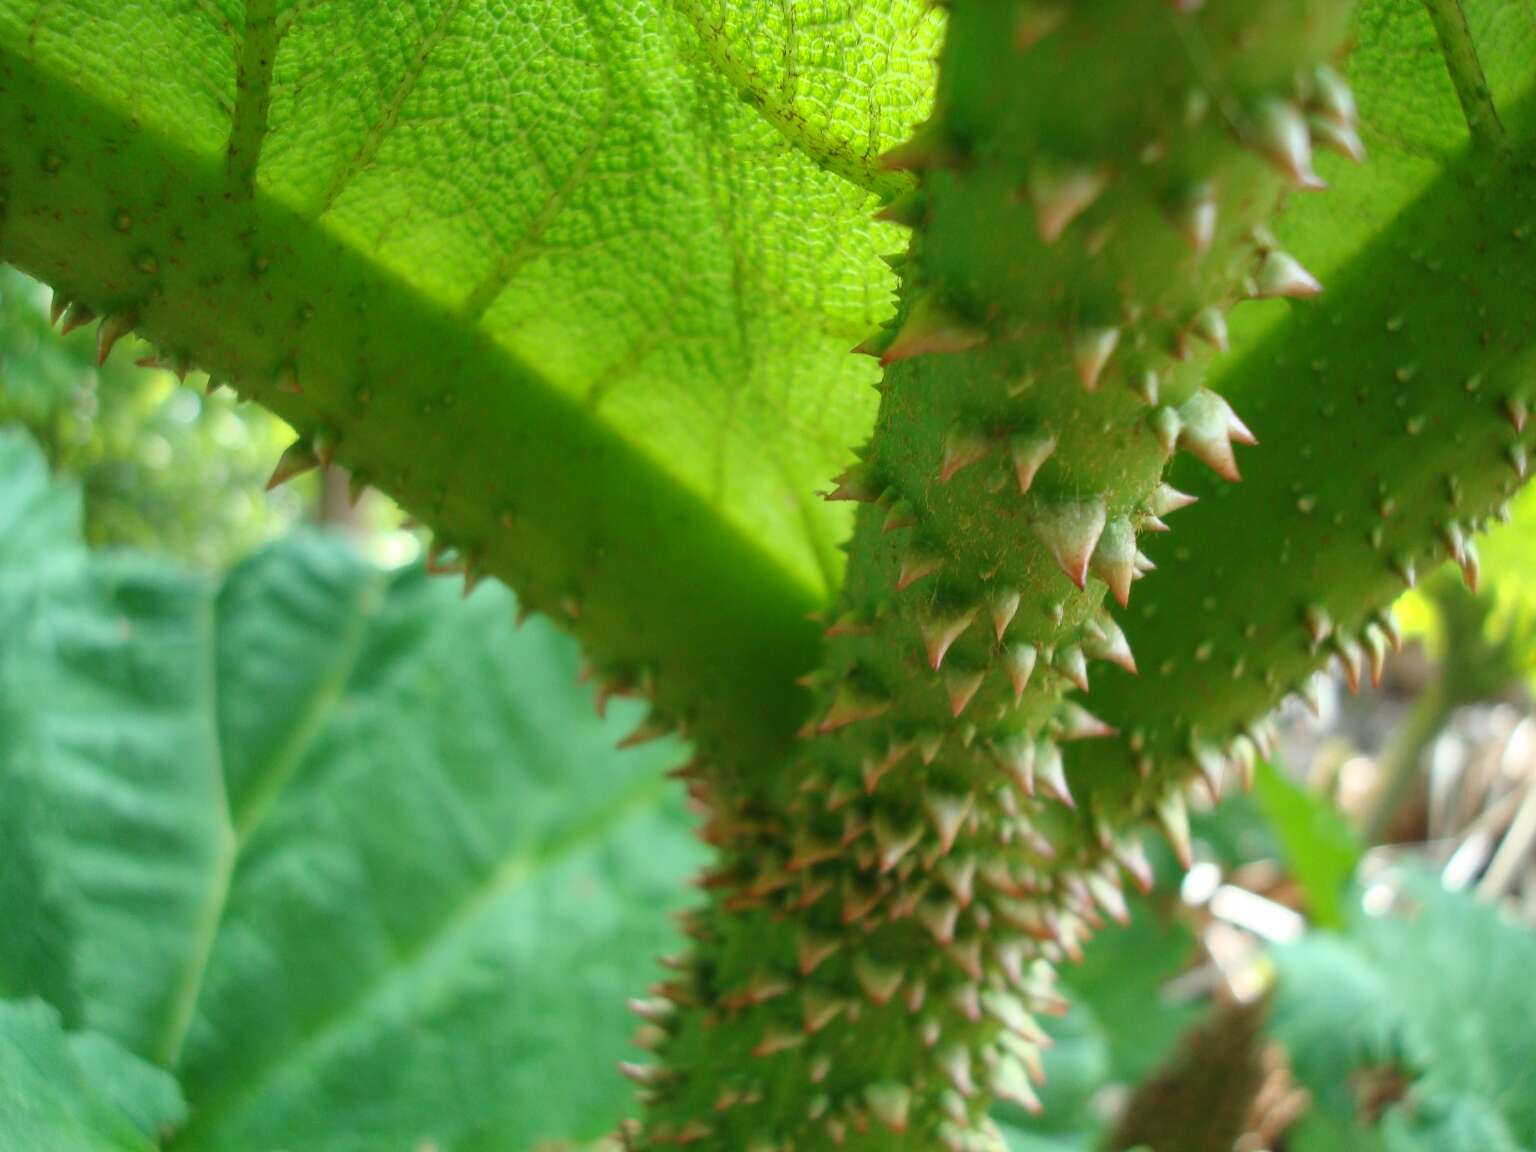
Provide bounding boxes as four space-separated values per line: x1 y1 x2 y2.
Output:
635 4 1353 1148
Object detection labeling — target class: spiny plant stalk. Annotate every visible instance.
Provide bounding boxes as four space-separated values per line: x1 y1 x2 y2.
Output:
1067 119 1536 813
631 4 1354 1148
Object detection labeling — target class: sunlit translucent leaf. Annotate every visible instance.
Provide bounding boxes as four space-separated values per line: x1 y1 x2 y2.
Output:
0 0 943 593
1221 0 1536 363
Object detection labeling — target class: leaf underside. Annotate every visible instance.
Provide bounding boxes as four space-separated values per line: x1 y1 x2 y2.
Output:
0 0 942 764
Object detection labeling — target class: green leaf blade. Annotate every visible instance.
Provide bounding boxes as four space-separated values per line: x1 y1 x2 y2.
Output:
0 430 713 1149
1 0 941 610
1251 760 1362 930
16 553 230 1067
174 570 707 1150
0 999 185 1152
214 529 386 834
0 40 828 761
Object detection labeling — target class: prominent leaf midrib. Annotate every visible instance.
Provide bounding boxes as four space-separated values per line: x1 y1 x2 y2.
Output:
167 762 675 1149
1424 0 1508 150
671 0 911 199
227 567 388 844
0 45 825 767
225 0 281 202
153 563 387 1071
153 592 234 1072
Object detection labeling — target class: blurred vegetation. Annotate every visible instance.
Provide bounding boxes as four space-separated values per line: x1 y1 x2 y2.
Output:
1357 490 1536 843
0 265 301 567
1271 869 1536 1152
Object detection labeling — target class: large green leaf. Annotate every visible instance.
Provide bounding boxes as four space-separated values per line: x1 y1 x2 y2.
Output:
5 2 1536 1142
9 0 1534 770
0 430 709 1149
170 555 702 1151
0 0 932 769
3 0 949 766
0 429 86 1017
0 760 79 1016
18 551 231 1065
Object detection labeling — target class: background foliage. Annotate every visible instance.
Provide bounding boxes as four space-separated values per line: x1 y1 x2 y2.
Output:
0 420 704 1149
0 266 293 567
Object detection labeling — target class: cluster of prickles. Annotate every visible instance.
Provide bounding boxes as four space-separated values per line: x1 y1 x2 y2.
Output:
624 3 1356 1150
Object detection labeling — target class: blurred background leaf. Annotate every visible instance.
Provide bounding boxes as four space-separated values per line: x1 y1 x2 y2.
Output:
1272 869 1536 1152
0 424 706 1150
1252 760 1362 930
0 999 184 1152
0 266 298 567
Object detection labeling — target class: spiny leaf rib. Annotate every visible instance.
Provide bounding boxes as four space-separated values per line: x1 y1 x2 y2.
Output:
0 46 822 767
637 4 1354 1148
1067 115 1536 818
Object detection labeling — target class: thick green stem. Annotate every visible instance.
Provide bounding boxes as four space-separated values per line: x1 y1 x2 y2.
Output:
4 8 1526 867
635 5 1353 1148
6 6 1536 1150
1065 118 1536 830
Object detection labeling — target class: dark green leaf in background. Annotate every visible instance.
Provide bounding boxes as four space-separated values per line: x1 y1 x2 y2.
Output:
1252 760 1363 930
0 428 709 1150
0 999 184 1152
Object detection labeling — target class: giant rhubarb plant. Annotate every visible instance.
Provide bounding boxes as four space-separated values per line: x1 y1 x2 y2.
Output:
3 0 1536 1149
